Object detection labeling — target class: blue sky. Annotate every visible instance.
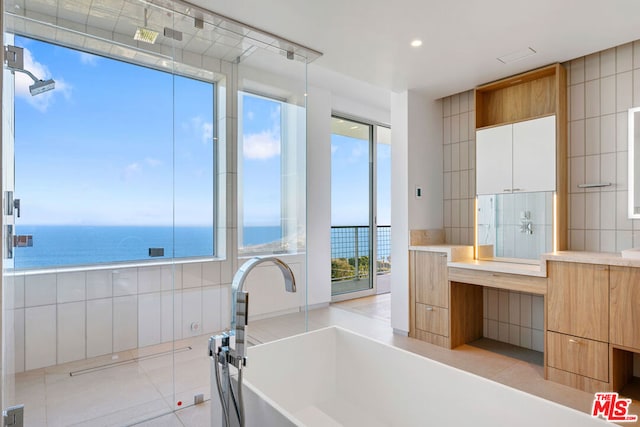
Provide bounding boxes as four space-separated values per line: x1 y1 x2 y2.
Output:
14 36 214 226
331 134 391 226
240 93 282 227
12 36 388 232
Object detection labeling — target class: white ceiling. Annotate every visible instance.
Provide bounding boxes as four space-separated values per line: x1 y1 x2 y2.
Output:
194 0 640 99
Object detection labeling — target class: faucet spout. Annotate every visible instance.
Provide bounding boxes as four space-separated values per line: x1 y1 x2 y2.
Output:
230 256 296 365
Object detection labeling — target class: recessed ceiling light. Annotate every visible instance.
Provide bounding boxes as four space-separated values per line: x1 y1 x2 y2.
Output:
497 47 537 64
410 39 423 48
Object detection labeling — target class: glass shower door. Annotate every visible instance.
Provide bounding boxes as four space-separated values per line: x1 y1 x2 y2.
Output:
1 2 180 424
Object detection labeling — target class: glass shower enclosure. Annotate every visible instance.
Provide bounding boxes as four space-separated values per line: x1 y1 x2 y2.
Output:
1 0 316 424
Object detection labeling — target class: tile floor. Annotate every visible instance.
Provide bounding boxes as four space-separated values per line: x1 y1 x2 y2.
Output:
10 294 640 426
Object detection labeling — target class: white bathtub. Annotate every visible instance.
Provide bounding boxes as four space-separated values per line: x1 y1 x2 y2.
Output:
218 326 607 426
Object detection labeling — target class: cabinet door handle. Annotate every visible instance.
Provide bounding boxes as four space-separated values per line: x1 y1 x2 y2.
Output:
503 188 512 193
512 188 522 192
568 338 581 344
426 306 434 311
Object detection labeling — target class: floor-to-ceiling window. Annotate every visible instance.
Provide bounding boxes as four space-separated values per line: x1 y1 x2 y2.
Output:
238 91 306 256
12 36 215 269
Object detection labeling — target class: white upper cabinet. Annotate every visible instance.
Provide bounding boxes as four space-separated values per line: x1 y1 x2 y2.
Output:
476 124 512 195
476 115 556 195
512 115 556 193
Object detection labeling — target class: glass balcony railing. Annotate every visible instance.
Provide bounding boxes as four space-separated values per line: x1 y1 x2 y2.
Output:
330 225 391 283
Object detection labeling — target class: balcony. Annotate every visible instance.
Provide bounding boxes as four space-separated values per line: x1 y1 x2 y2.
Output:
331 225 391 295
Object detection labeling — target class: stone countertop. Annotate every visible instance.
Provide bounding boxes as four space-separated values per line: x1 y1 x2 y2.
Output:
408 245 473 263
410 248 640 277
447 259 546 277
542 250 640 268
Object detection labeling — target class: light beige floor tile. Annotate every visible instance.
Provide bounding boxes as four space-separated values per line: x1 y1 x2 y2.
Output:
176 400 211 427
13 294 630 425
129 412 184 427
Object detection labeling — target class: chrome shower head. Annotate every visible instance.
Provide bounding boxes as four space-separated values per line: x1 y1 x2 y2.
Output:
4 45 56 96
29 79 55 96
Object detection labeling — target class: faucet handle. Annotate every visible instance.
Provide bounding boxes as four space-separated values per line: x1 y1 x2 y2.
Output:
236 291 249 327
234 291 249 362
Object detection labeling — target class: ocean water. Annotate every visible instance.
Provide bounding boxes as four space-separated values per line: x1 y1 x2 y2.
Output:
13 225 390 269
13 225 281 269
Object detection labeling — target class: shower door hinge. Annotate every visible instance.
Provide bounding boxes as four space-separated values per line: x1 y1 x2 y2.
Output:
3 404 24 427
4 45 24 70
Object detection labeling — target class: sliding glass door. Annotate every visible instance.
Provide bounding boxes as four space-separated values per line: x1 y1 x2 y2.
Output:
331 117 391 299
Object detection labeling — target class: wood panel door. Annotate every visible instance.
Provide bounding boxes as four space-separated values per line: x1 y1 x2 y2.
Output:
414 251 448 308
547 261 609 342
610 266 640 350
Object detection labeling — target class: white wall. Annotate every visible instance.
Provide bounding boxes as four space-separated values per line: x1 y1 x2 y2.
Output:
390 90 443 333
306 85 333 307
390 92 410 333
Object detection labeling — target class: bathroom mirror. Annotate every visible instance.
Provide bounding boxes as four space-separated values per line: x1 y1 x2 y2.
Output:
629 107 640 218
476 191 554 261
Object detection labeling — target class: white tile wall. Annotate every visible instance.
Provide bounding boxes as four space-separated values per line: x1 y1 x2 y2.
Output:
113 295 138 352
25 274 57 307
87 298 113 358
138 293 162 347
138 267 162 294
567 41 640 251
161 291 181 342
57 272 86 303
443 89 475 244
482 289 544 352
202 286 222 334
86 270 112 300
182 263 203 288
57 302 86 364
14 308 25 374
202 262 221 286
25 305 56 370
182 288 203 337
112 269 138 296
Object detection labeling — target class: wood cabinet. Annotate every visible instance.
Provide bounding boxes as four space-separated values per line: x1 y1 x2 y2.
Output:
547 331 608 382
546 261 610 391
610 266 640 350
547 261 609 342
476 116 556 195
414 251 448 308
409 250 450 347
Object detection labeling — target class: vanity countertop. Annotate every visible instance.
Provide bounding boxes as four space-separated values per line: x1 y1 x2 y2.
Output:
410 245 546 276
448 259 547 277
542 250 640 268
408 245 473 263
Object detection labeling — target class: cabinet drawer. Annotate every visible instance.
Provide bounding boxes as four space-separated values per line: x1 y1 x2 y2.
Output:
547 331 608 382
415 304 448 336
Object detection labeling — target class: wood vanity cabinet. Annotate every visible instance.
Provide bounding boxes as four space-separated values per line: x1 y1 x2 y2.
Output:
610 266 640 350
410 251 450 347
547 261 609 341
546 261 610 391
